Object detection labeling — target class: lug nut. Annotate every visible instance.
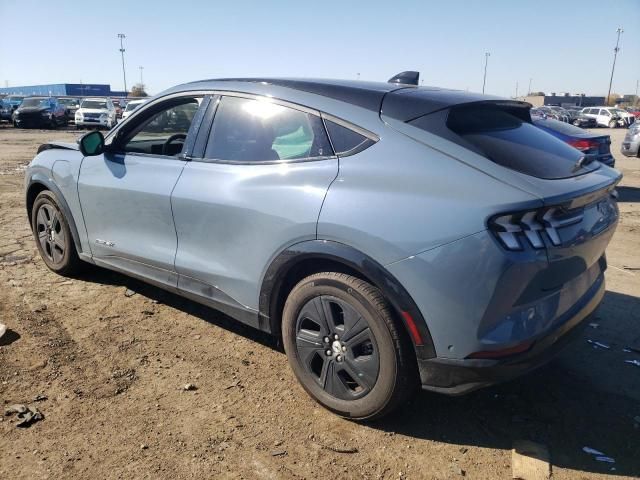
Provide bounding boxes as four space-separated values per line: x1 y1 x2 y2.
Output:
334 334 339 340
323 336 330 343
325 350 332 356
336 355 343 362
342 345 347 352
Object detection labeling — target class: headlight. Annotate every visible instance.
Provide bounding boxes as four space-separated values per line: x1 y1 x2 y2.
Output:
75 112 83 118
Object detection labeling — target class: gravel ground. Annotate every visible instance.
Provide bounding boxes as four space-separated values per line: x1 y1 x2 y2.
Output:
0 124 639 479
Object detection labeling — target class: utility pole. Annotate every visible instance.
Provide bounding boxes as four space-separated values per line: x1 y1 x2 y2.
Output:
356 72 360 80
606 27 623 106
139 66 144 86
528 78 532 95
515 81 519 99
482 52 490 94
117 33 127 94
635 79 639 106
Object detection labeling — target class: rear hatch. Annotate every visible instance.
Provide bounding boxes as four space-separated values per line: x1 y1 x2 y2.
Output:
381 88 621 293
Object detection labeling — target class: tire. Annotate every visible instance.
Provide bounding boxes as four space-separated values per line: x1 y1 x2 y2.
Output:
282 272 417 420
608 120 617 128
31 190 82 276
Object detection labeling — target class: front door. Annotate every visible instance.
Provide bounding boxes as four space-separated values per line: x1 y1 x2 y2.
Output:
78 95 207 287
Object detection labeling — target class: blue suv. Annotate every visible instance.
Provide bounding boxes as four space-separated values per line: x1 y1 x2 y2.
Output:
25 74 621 419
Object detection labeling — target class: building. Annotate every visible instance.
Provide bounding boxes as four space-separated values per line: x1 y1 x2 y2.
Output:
0 83 128 97
523 93 606 108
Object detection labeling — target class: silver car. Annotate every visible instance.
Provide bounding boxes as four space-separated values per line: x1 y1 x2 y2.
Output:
25 73 621 419
621 122 640 157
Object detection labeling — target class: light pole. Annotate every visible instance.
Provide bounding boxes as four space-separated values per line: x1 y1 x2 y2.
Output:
139 66 144 86
528 78 532 95
117 33 127 94
606 27 623 106
482 52 490 94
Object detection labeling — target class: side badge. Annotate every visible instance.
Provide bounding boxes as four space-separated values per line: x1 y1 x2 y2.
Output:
95 239 115 247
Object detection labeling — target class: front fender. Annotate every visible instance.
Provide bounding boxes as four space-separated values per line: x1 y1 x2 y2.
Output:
25 170 84 255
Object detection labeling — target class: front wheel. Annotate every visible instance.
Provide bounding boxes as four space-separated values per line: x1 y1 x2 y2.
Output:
31 190 82 276
282 272 417 420
608 120 617 128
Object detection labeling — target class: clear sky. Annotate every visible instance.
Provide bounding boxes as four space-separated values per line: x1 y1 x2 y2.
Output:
1 0 639 97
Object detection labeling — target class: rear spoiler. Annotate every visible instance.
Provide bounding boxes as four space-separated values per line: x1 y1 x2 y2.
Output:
37 141 80 154
388 71 420 86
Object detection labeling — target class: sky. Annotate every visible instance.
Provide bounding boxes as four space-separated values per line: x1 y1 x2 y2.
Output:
1 0 639 98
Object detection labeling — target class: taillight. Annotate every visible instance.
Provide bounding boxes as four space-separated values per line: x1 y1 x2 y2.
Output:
568 138 598 152
489 207 583 251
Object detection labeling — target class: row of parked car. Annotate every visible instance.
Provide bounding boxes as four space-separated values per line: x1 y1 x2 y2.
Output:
531 105 639 129
0 95 146 129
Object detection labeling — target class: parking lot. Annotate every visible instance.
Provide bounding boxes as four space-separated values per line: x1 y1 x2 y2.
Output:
0 124 638 479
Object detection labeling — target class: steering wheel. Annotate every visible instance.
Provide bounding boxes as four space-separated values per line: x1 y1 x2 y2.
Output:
162 133 187 156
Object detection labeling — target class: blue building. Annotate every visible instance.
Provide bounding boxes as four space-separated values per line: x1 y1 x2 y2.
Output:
0 83 127 97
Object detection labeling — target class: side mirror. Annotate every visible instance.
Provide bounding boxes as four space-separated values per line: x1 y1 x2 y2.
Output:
78 130 104 156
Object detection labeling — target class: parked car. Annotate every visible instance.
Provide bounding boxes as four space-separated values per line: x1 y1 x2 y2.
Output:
543 106 571 123
13 97 68 129
563 107 597 128
57 97 81 123
621 121 640 157
625 107 640 119
0 95 24 121
580 106 635 128
121 99 146 119
532 116 614 167
25 75 621 420
534 106 568 122
75 97 118 129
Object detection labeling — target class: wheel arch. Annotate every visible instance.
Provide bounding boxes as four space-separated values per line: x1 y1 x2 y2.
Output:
259 240 435 360
25 174 83 254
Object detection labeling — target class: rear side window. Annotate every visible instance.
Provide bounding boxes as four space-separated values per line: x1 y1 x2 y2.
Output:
410 103 599 179
205 96 332 162
324 120 375 156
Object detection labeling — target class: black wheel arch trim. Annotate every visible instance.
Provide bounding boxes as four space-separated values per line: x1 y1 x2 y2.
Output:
25 173 83 255
259 240 436 359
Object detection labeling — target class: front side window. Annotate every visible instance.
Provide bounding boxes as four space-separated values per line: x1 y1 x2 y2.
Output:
205 96 332 162
600 109 610 117
118 97 201 156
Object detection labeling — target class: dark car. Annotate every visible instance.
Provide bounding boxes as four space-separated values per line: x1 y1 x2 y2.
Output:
57 97 81 123
564 107 597 128
0 95 24 121
13 97 68 129
533 116 614 167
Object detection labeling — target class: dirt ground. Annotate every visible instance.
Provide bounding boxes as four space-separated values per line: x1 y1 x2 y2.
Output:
0 124 639 480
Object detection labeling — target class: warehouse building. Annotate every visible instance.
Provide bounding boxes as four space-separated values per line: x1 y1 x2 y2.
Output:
0 83 127 97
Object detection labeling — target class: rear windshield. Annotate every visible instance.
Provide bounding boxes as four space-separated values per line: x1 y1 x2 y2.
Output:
410 103 599 179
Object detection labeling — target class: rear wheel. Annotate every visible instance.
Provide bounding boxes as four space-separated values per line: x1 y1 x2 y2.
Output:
31 191 82 276
282 272 417 420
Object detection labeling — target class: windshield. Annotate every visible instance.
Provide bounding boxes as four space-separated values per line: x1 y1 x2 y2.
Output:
58 98 78 107
125 102 142 111
81 100 107 109
21 98 51 108
7 96 24 104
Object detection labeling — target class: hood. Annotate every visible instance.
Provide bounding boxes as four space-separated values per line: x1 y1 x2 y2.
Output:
78 108 109 114
37 141 79 154
17 106 50 113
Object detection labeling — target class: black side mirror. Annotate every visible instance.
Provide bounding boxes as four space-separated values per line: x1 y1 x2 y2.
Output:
78 130 104 156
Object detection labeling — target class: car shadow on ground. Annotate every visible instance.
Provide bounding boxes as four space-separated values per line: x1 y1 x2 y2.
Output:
617 186 640 203
74 267 640 477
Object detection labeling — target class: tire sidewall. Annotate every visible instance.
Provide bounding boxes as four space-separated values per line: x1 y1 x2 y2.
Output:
31 191 73 272
282 275 399 419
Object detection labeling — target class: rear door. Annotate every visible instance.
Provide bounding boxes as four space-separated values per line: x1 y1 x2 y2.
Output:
171 94 339 324
78 94 208 287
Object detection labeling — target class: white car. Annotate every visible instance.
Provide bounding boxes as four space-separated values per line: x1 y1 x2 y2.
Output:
580 106 636 128
121 99 146 120
75 97 118 130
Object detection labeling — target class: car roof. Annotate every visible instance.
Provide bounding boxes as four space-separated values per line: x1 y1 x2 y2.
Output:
168 77 509 119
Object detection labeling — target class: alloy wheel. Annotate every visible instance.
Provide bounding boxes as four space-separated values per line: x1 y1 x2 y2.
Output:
35 204 66 264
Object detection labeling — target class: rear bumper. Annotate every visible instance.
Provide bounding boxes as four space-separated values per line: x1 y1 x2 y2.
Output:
417 272 605 394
